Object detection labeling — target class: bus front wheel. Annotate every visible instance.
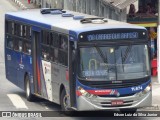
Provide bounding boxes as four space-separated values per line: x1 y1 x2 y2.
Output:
60 89 73 115
61 90 70 111
25 75 34 101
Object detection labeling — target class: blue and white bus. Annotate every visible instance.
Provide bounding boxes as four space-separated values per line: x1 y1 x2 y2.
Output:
5 9 151 112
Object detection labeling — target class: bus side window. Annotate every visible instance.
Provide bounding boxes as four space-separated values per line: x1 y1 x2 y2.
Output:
20 25 23 37
60 35 68 50
42 31 50 45
13 38 22 52
26 26 31 40
41 45 50 61
5 20 12 34
14 23 21 36
6 35 13 49
23 41 31 55
58 35 68 66
51 32 59 47
23 25 27 38
50 48 59 63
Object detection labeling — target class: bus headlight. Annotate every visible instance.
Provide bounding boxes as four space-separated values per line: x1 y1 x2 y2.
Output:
142 83 152 94
78 86 97 98
137 83 151 97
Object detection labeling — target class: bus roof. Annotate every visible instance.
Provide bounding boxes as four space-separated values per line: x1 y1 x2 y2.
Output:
6 9 146 35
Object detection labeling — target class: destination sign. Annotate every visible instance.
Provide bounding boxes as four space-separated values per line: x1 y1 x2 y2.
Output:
87 32 138 41
79 29 147 41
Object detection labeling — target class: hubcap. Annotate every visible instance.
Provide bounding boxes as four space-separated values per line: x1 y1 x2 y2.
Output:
63 95 69 110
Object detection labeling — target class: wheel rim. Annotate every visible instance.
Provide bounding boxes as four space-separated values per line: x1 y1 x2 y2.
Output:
63 95 69 110
26 80 30 97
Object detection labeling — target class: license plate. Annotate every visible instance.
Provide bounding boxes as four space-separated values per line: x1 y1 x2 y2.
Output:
111 100 124 106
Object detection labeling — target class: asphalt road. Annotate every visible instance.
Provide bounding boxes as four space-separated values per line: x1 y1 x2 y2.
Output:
0 0 160 120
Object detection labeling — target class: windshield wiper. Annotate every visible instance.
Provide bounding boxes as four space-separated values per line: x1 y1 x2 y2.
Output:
121 49 125 72
122 45 132 63
95 46 116 73
95 46 108 64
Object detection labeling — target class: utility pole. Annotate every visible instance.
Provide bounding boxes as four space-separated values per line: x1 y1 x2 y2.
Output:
157 0 160 83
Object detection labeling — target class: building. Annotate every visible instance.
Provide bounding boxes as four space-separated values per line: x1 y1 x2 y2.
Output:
37 0 138 22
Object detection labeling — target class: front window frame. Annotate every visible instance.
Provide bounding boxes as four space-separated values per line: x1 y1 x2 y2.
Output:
77 41 151 81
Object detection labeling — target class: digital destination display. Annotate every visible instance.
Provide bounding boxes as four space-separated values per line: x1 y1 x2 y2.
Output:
79 29 147 41
87 32 138 41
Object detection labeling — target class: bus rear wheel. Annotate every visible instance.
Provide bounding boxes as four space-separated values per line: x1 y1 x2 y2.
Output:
25 75 35 101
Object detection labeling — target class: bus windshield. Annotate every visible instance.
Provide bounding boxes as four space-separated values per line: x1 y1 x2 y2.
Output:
79 44 150 81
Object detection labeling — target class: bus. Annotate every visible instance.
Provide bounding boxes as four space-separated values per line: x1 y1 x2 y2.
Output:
5 9 152 112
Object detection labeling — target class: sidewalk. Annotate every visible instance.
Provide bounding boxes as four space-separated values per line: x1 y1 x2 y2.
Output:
151 76 160 110
140 76 160 111
11 0 39 9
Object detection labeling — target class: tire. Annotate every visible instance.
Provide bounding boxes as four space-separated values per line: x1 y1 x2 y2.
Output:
25 75 35 101
60 90 72 115
120 108 137 114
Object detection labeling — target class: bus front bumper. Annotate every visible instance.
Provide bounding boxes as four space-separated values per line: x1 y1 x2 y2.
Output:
76 91 152 111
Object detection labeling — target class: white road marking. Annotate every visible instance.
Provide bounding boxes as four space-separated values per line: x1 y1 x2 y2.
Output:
7 94 28 109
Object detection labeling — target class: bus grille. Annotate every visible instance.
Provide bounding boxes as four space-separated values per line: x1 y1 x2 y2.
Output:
91 99 136 108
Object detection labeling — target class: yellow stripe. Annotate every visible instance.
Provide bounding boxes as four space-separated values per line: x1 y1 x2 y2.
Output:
131 23 157 27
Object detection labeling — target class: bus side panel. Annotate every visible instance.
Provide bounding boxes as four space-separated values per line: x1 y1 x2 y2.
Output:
40 60 69 104
14 51 23 89
17 53 33 90
51 64 69 104
5 48 17 85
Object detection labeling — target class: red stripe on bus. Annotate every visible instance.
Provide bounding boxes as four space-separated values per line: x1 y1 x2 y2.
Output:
66 69 69 81
36 62 41 92
87 90 112 95
76 90 82 96
76 89 116 96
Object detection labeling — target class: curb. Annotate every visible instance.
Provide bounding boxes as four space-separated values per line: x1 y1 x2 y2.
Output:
12 0 28 9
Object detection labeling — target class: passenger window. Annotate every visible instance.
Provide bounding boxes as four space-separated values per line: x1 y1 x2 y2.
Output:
14 38 22 52
6 35 13 49
42 31 50 45
11 22 15 35
23 41 31 55
23 25 27 38
14 23 21 36
41 45 50 61
60 35 68 50
26 26 31 40
20 25 23 37
5 21 15 35
50 48 59 63
51 32 59 47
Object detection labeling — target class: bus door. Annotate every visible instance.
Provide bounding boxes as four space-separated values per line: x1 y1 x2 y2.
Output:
69 41 76 107
32 28 41 95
